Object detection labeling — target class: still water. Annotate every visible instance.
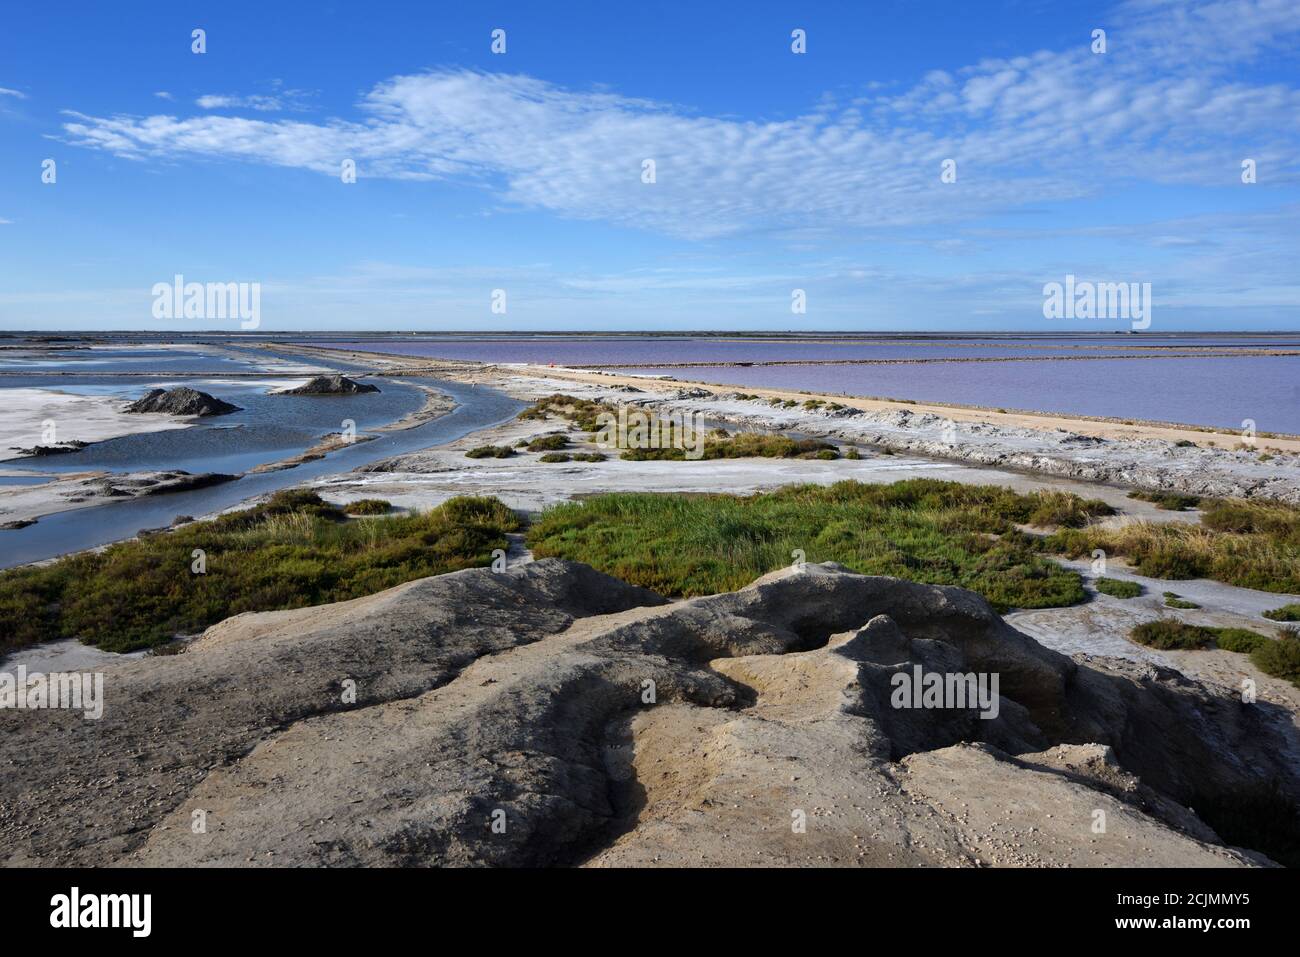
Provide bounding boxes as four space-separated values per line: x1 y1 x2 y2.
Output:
0 344 523 565
313 335 1300 433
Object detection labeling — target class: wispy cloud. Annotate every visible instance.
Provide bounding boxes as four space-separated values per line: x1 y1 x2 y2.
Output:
0 87 27 99
55 0 1300 243
195 92 299 112
194 83 314 113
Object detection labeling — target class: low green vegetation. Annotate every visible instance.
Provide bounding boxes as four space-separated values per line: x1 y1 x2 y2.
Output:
1127 490 1202 511
538 451 605 463
516 393 867 465
1129 619 1254 650
1020 490 1114 528
1252 628 1300 685
344 498 392 515
1128 619 1300 687
1215 629 1270 654
1044 497 1300 593
518 394 613 431
1130 619 1217 649
527 479 1108 610
1163 591 1201 609
466 445 516 459
0 491 520 655
526 434 569 452
1095 577 1142 599
618 432 841 461
1263 604 1300 622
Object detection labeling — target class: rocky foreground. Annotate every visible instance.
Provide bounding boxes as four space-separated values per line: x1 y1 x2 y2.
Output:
2 560 1296 867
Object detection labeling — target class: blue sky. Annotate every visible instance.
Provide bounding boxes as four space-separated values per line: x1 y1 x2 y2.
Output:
1 0 1298 331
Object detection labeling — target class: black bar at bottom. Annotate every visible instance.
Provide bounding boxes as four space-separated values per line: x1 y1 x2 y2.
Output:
0 866 1290 942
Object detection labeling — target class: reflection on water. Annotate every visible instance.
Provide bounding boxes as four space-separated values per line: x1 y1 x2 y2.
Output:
3 346 424 475
310 335 1300 432
14 380 426 475
621 355 1300 433
0 344 524 565
0 379 523 568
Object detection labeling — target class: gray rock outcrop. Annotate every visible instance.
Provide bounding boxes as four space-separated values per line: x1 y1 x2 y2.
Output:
1 560 1294 868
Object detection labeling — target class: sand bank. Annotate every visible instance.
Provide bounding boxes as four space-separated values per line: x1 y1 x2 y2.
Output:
0 387 190 463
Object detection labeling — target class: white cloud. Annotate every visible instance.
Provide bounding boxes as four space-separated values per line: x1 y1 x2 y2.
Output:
57 0 1300 241
153 91 174 101
0 87 27 99
195 88 313 112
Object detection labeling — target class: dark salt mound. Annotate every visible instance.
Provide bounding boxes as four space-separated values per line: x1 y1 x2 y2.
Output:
125 387 241 417
278 375 380 396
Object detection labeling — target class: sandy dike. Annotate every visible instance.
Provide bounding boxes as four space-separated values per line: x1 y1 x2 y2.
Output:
268 342 1300 505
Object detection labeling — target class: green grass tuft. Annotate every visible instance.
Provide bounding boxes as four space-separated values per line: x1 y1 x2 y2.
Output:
526 434 569 452
1043 496 1300 593
0 491 519 654
1095 577 1142 599
526 479 1093 610
1215 629 1269 654
1130 619 1216 650
1262 603 1300 622
1252 629 1300 686
466 445 516 459
1127 490 1202 510
344 498 392 515
618 432 839 461
517 394 614 432
1129 619 1294 684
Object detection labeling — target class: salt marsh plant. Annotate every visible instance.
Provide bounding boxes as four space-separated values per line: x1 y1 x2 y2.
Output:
527 479 1111 610
0 491 519 654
